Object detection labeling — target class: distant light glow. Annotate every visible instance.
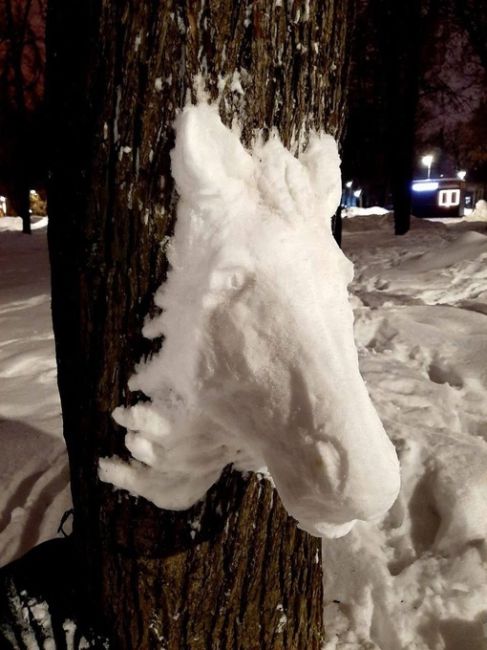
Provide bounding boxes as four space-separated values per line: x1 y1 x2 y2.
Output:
457 170 467 180
353 189 362 198
345 181 353 189
412 182 439 192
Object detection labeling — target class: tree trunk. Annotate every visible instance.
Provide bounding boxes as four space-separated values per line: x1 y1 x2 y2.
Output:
46 1 354 647
381 0 422 235
20 184 31 235
340 0 423 228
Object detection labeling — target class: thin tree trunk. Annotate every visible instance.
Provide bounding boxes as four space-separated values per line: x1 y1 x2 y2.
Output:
453 0 487 71
19 183 31 235
47 1 354 647
381 0 422 235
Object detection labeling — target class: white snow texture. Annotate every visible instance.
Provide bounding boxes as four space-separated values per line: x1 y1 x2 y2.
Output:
98 104 400 537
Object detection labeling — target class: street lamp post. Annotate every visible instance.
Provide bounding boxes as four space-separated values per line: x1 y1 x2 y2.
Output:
344 180 353 208
353 188 362 207
421 154 434 179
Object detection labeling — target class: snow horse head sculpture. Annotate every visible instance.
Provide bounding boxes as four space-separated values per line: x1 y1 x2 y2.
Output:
99 104 400 537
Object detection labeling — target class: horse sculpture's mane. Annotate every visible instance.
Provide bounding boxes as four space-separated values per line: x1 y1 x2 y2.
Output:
99 103 400 537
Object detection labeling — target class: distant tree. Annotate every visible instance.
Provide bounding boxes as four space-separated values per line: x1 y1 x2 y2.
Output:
340 0 388 207
453 0 487 71
342 0 423 234
343 0 487 227
0 0 46 233
45 1 356 647
415 0 487 180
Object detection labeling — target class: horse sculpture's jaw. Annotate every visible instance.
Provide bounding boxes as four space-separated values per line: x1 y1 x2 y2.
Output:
99 103 400 538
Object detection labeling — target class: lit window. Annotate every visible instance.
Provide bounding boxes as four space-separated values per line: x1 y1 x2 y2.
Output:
438 189 460 208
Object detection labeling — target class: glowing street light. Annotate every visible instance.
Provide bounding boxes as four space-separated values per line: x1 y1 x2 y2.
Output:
353 189 362 198
421 154 434 179
345 180 353 189
457 170 466 181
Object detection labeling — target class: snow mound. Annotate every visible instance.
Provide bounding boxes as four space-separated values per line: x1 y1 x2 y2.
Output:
465 199 487 222
0 216 48 232
343 206 390 218
396 230 487 273
99 104 400 538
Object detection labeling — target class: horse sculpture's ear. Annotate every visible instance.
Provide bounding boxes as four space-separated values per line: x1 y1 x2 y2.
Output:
300 134 342 223
171 104 253 208
256 137 314 222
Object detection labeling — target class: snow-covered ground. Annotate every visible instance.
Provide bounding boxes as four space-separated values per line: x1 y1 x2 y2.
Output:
1 212 487 649
0 216 71 568
325 214 487 649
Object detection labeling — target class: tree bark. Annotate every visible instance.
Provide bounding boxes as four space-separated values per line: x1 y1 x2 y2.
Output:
46 1 354 647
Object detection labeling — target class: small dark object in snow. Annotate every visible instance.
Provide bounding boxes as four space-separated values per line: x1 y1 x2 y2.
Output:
0 537 105 649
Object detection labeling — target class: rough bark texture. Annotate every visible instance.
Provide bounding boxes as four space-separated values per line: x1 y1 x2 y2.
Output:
46 2 354 647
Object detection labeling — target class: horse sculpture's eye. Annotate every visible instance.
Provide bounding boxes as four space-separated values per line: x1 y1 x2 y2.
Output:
210 267 253 293
228 270 246 290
